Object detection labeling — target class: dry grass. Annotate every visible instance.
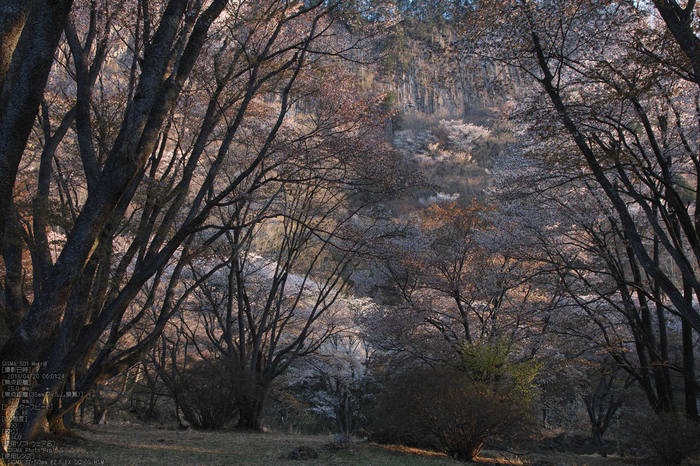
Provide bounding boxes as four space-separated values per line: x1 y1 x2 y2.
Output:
7 423 698 466
26 424 463 466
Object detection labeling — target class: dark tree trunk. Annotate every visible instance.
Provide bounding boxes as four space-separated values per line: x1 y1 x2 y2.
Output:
583 394 622 447
1 0 232 451
93 407 108 425
582 368 624 447
236 389 266 431
0 0 73 245
2 215 27 332
682 316 699 420
175 397 202 429
0 0 37 87
651 235 676 414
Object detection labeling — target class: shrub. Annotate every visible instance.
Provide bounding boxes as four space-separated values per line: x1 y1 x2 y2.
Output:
173 358 240 429
372 368 531 460
371 340 538 461
456 339 539 403
633 413 700 464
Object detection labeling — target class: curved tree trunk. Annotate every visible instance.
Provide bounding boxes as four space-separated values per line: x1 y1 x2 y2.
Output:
0 0 37 87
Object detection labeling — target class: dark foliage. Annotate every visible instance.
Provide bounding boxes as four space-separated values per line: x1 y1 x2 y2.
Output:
172 358 241 429
370 366 530 461
632 413 700 465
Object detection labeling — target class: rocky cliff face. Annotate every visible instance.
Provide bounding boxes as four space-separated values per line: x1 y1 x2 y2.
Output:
357 22 516 206
387 62 501 117
369 24 518 121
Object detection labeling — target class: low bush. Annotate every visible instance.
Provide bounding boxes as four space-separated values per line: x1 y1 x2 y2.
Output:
372 341 538 461
371 367 532 461
371 340 538 461
173 358 240 429
633 413 700 464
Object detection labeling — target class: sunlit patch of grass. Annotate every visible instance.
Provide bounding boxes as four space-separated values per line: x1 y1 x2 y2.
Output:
473 456 522 464
371 444 530 465
373 443 451 457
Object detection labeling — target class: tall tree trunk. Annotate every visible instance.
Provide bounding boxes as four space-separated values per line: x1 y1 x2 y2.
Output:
236 388 266 431
651 236 675 414
0 0 37 87
0 0 73 245
2 215 27 332
682 316 698 420
93 406 108 425
1 0 230 452
174 395 202 429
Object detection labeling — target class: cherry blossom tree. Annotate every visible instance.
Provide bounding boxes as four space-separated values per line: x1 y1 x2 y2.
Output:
357 199 555 372
463 0 700 419
489 150 699 425
0 0 403 451
126 61 416 430
285 326 376 437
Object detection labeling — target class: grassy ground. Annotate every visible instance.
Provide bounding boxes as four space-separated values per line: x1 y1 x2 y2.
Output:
5 423 697 466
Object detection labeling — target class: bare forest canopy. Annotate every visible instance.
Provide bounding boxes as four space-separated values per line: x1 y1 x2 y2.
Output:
2 0 700 464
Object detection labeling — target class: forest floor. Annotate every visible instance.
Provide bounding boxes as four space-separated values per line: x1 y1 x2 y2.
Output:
10 423 700 466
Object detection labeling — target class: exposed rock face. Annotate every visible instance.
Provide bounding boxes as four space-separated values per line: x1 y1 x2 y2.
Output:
373 27 519 120
387 61 505 116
